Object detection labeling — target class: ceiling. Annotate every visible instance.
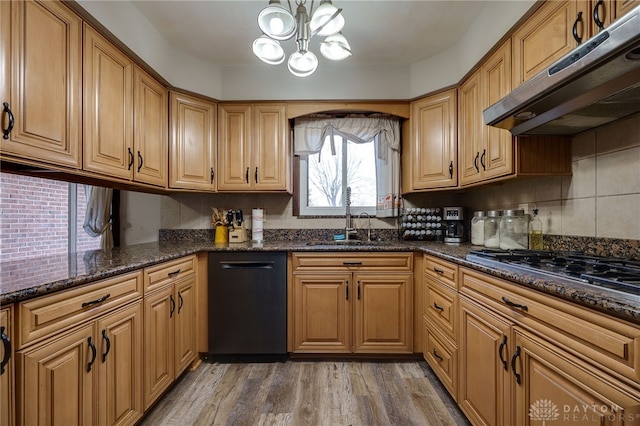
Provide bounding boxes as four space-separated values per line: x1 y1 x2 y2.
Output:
130 1 489 68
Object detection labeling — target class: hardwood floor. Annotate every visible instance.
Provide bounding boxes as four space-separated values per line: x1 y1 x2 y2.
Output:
140 360 470 426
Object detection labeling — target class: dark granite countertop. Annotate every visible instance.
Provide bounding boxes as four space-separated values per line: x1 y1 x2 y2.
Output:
1 240 638 324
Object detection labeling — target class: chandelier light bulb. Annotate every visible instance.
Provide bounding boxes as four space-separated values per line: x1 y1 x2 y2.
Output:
253 36 285 65
288 51 318 77
310 1 344 36
320 32 351 61
257 1 296 40
269 16 284 34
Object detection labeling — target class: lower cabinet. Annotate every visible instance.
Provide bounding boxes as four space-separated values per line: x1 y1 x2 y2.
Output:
290 253 414 354
1 305 14 426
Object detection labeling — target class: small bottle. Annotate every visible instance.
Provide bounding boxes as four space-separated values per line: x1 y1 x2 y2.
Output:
529 206 543 250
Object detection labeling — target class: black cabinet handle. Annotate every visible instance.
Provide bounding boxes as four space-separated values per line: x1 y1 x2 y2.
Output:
101 329 111 363
433 267 444 274
448 161 453 179
357 280 361 300
433 348 444 362
2 102 14 140
593 0 604 31
87 336 97 372
127 147 134 170
480 149 486 171
345 281 349 300
498 335 508 371
211 167 215 184
137 150 143 172
245 167 249 183
82 293 110 308
0 326 10 375
343 262 363 266
474 152 480 173
511 345 522 384
255 167 258 183
573 11 584 44
168 269 181 278
170 295 175 318
178 292 184 314
501 296 528 311
433 302 444 312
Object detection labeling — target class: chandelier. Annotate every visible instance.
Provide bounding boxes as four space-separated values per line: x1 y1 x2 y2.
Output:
252 0 352 77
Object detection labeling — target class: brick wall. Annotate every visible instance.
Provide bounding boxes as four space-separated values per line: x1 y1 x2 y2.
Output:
0 173 101 261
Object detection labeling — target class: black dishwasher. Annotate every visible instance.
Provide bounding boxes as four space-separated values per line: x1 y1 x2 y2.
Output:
206 252 287 361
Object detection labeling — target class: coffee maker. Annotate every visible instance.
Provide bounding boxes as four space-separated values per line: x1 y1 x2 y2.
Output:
443 207 466 243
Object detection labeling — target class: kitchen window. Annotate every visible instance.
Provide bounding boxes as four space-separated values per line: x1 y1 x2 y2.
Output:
294 114 402 218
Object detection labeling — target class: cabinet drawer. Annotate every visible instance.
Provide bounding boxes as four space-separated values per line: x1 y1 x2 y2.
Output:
460 267 640 387
17 270 142 349
424 255 457 289
144 255 196 293
424 279 457 341
423 319 457 400
292 253 412 271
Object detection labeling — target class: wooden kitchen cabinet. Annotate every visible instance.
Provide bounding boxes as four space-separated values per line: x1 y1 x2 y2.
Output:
290 253 413 354
0 0 82 169
1 306 14 426
133 66 168 188
143 256 197 409
83 24 134 180
403 89 457 191
169 91 217 190
217 103 290 192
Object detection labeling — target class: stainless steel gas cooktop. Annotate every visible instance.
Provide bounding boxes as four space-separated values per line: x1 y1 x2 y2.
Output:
466 249 640 297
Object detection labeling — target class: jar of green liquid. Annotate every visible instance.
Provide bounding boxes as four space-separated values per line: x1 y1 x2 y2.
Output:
529 206 543 250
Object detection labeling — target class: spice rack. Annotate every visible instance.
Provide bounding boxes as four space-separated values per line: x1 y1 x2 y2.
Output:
400 207 443 241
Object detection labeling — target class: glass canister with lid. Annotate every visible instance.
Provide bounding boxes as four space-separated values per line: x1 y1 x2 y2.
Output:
471 211 486 245
483 210 502 248
499 209 529 250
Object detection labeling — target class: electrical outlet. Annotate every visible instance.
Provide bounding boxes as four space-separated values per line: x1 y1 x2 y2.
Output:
518 203 530 215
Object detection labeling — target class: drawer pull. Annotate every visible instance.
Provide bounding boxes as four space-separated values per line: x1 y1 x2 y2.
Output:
101 329 111 363
87 336 97 372
343 262 363 266
168 269 181 278
498 335 508 371
433 348 444 362
433 268 444 274
0 326 10 375
433 302 444 312
511 345 522 384
82 293 111 308
501 296 528 311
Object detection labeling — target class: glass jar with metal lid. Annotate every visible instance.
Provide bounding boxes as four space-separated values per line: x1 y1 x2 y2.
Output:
471 211 486 245
499 209 529 250
483 210 502 248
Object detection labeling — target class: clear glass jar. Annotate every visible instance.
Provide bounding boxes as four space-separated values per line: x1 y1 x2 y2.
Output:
483 210 502 248
499 209 529 250
471 211 486 245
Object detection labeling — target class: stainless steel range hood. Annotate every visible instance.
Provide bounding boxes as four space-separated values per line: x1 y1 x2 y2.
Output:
484 4 640 136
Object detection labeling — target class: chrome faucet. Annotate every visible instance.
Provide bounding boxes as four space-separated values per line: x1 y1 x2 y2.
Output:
358 212 372 241
345 186 354 240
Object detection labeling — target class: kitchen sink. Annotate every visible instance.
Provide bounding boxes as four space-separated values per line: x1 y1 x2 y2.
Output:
305 240 387 246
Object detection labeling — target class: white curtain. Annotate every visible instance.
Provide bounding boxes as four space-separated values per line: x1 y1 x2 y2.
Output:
294 114 402 217
83 185 113 250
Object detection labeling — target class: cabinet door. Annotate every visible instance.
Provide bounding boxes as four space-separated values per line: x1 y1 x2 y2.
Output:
512 1 579 87
459 297 513 426
458 70 483 186
409 90 457 190
97 302 143 426
133 66 167 187
1 0 82 168
83 24 134 180
18 323 95 426
0 306 14 426
217 104 252 191
253 103 290 191
174 277 197 376
353 272 413 353
481 40 513 180
143 285 175 409
614 0 640 20
513 328 640 426
292 273 352 353
169 91 217 190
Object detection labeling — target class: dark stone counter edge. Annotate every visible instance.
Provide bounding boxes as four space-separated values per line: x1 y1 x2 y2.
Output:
1 240 638 324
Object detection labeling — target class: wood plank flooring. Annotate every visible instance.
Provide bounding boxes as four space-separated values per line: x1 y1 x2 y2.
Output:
140 360 471 426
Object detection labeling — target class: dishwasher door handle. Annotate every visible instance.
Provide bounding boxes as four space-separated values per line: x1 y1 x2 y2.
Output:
219 261 275 269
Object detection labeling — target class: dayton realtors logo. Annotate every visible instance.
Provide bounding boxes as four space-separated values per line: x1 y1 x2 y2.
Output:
529 399 640 424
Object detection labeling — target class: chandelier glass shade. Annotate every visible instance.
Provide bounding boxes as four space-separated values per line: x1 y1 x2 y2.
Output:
253 0 351 77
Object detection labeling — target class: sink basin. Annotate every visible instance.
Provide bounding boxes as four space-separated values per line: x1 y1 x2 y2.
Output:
306 240 386 246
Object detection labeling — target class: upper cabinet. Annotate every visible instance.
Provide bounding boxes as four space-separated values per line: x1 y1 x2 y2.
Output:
403 89 457 192
589 0 640 33
169 91 217 191
459 40 513 186
83 24 134 180
217 103 290 192
1 0 82 169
